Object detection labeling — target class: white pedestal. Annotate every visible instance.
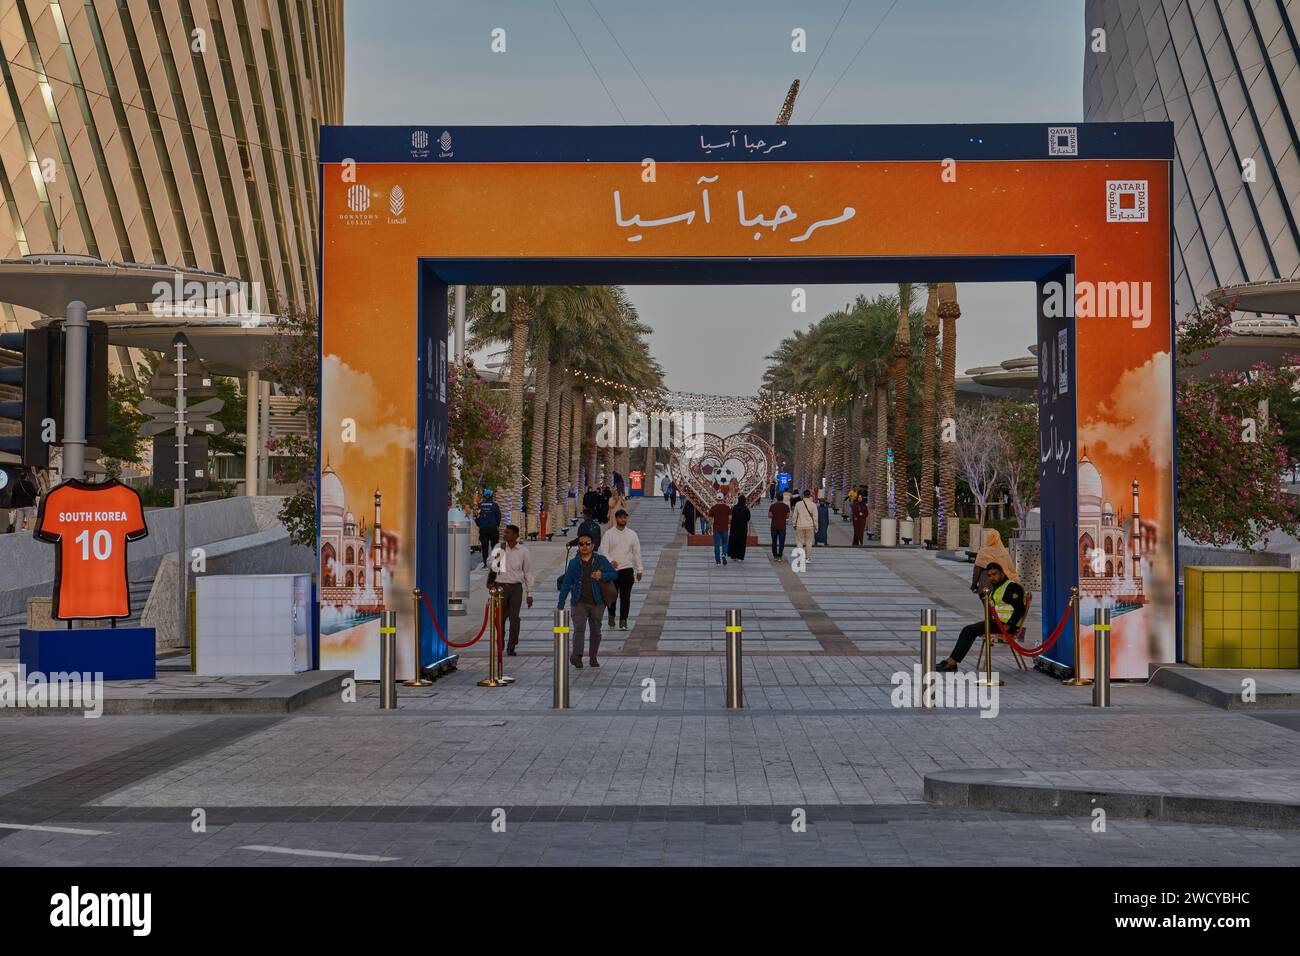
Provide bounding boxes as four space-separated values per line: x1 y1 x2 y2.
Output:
945 521 960 551
196 574 312 676
918 516 932 544
880 517 897 547
969 523 984 551
899 518 915 544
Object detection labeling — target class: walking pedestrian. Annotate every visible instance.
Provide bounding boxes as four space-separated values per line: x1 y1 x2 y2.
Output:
599 508 643 629
662 477 672 504
490 524 534 655
708 492 732 566
569 509 603 550
815 497 830 547
605 487 628 530
668 482 678 510
557 531 616 668
473 490 501 569
727 496 751 562
851 486 869 546
768 492 790 560
791 490 817 561
682 498 697 536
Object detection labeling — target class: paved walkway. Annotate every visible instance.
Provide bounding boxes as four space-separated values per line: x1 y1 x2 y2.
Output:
3 495 1300 866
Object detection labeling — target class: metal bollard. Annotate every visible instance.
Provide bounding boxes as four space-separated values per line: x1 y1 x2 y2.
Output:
406 589 433 686
725 608 744 709
1092 607 1111 707
379 610 398 709
553 609 571 709
920 608 937 709
1062 586 1090 685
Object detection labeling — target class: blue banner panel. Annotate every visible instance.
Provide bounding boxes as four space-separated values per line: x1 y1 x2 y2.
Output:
1036 264 1079 671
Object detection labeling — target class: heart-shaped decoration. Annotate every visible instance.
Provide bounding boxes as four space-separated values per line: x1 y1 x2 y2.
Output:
668 431 777 517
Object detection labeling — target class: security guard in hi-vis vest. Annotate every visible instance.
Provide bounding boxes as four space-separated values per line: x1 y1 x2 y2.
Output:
35 478 149 620
936 562 1026 672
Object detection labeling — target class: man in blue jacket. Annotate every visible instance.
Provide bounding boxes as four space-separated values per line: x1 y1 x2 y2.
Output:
474 490 501 569
557 530 615 669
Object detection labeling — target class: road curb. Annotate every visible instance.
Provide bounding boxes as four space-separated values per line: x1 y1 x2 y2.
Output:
924 767 1300 830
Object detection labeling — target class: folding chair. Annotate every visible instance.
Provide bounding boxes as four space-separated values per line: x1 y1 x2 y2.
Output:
977 592 1032 673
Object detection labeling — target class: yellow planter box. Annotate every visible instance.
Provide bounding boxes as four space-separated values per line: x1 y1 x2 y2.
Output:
1184 567 1300 668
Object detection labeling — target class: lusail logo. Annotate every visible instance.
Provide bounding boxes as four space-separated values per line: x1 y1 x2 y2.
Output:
346 184 371 212
410 129 430 158
438 130 453 158
388 185 407 224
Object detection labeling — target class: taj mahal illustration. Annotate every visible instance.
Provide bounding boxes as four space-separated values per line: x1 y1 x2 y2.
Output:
319 461 390 617
1078 451 1152 614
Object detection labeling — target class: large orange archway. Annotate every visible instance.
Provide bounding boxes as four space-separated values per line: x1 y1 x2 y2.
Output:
318 123 1175 681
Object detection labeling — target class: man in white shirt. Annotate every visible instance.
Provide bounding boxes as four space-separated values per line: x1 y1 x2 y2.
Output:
490 524 534 655
791 489 818 563
599 508 643 629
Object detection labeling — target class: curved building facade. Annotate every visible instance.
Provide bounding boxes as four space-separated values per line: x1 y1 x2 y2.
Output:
0 0 344 331
1084 0 1300 318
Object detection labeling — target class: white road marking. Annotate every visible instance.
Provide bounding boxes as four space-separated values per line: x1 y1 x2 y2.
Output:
0 822 112 836
237 844 399 862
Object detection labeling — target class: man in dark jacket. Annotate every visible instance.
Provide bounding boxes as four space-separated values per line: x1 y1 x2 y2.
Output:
7 467 38 533
936 563 1027 671
557 531 616 668
582 486 601 521
473 490 501 569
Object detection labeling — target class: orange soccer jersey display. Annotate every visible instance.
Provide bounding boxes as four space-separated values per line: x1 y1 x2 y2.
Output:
35 479 149 620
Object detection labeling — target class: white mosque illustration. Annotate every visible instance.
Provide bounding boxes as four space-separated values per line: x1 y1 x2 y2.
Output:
1077 451 1151 614
320 461 387 616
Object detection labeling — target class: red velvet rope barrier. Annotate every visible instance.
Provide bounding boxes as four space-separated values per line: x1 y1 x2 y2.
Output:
988 599 1074 657
420 591 490 649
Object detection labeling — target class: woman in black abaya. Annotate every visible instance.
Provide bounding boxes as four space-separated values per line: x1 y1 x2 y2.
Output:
727 497 751 561
682 498 697 535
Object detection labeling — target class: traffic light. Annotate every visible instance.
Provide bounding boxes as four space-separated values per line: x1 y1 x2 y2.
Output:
0 322 108 467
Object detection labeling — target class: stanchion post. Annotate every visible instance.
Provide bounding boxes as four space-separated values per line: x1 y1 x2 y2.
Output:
1092 607 1111 707
977 589 1004 687
725 608 743 709
553 609 571 709
1062 586 1090 685
496 586 514 685
379 610 397 709
406 588 433 686
920 608 937 709
478 585 507 688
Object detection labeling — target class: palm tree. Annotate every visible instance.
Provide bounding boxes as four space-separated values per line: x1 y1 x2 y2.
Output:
892 283 913 516
919 284 940 535
466 285 535 521
938 282 960 543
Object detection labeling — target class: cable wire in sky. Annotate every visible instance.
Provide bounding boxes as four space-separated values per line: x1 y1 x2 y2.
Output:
586 0 673 124
806 0 901 123
803 0 854 99
553 0 629 124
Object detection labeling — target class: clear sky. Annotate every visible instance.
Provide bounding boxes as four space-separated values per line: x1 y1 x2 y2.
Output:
344 0 1086 395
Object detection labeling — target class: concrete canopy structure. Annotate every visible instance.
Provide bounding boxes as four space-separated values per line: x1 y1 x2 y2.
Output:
0 0 344 332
